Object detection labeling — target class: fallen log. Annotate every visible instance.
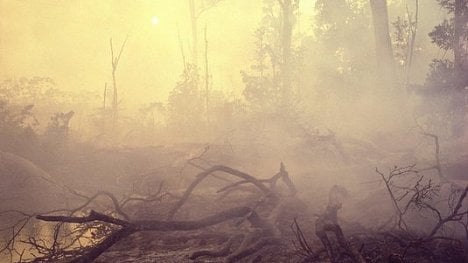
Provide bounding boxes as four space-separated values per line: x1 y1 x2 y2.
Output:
37 206 269 262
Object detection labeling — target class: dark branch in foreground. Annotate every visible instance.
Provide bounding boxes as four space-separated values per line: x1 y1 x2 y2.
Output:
31 163 298 262
36 206 268 262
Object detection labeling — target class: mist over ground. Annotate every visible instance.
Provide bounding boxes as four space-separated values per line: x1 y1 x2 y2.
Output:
0 0 467 262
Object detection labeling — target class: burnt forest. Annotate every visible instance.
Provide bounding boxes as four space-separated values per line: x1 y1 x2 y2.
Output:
0 0 468 262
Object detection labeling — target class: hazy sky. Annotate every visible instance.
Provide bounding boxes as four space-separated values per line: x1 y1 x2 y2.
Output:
0 0 448 107
0 0 274 105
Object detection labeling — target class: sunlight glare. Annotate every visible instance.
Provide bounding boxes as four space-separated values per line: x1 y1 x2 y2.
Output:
151 16 160 26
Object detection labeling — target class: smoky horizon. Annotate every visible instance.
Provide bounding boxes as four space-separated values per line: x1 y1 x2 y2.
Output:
0 1 467 262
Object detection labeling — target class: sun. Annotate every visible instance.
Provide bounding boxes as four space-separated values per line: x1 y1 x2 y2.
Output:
151 16 160 26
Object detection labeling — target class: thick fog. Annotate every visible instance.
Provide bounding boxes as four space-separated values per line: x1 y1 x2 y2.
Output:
0 0 467 262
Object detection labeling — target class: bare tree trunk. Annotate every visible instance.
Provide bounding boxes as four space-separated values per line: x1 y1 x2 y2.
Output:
405 0 418 92
369 0 396 89
111 41 118 128
278 0 293 106
110 39 118 128
452 0 468 136
103 82 107 110
204 25 210 123
454 0 468 78
189 0 198 66
279 0 293 106
177 25 188 71
109 36 128 129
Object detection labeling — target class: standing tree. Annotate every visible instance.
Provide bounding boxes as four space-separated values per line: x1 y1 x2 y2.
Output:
189 0 198 66
186 0 222 125
278 0 295 106
425 0 468 136
204 25 210 122
453 0 468 136
369 0 396 89
188 0 223 67
390 0 419 89
109 36 128 129
242 0 299 112
454 0 468 82
306 0 373 99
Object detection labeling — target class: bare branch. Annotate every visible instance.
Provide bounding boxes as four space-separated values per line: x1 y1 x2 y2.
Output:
167 165 273 220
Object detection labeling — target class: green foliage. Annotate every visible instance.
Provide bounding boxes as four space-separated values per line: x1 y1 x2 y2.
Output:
314 0 352 41
424 0 457 91
0 77 76 132
424 1 458 93
392 16 413 67
0 77 68 104
425 1 456 92
242 71 281 111
419 0 464 136
425 59 456 91
242 0 302 113
241 26 282 112
429 19 454 51
314 0 368 46
437 0 456 13
242 1 283 111
305 0 373 96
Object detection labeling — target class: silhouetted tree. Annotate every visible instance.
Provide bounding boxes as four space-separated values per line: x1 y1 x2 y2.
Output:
109 36 128 129
303 0 373 99
370 0 396 89
188 0 223 67
242 0 300 113
424 0 468 136
278 0 297 106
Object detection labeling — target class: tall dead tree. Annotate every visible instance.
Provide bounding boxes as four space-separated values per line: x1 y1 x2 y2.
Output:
204 25 210 123
278 0 294 106
188 0 223 67
454 0 468 81
109 36 128 128
103 83 107 110
405 0 419 91
452 0 468 136
189 0 198 66
370 0 396 89
177 25 188 72
186 0 222 123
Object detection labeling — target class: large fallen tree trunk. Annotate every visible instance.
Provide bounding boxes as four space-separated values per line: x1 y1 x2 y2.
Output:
37 207 271 262
32 163 299 263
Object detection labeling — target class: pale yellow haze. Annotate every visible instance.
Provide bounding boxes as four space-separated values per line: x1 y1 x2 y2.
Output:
151 16 161 26
0 0 308 106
